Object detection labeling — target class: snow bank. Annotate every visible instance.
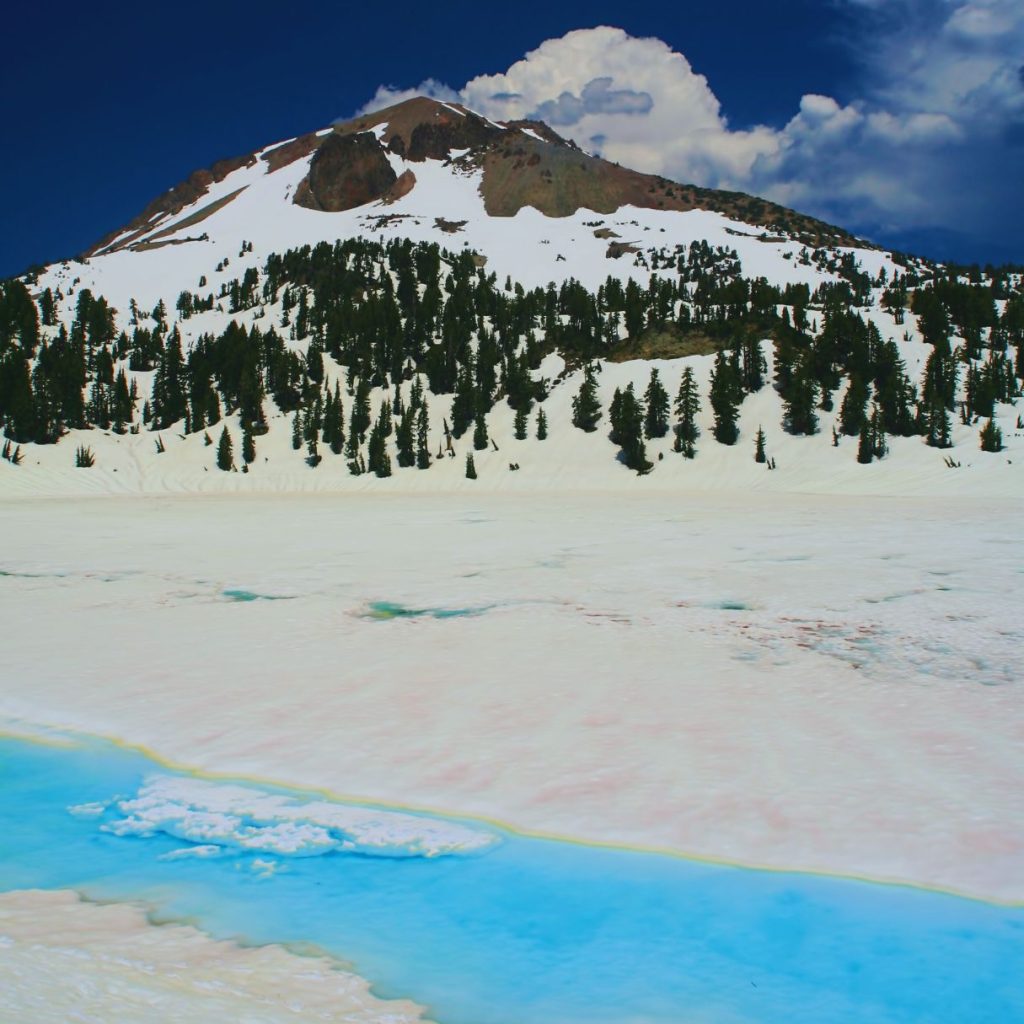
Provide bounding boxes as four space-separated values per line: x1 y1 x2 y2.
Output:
99 774 497 858
0 889 430 1023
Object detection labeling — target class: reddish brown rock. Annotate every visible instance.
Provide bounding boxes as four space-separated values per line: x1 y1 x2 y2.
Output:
293 133 398 212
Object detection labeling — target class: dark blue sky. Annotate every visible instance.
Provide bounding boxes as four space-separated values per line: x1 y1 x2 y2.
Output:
1 1 1012 276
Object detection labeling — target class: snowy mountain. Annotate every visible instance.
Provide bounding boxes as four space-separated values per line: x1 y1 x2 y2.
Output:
1 96 1021 496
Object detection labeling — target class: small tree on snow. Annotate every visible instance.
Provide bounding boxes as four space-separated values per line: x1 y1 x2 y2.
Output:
980 418 1003 452
536 407 548 440
571 364 602 432
216 427 234 471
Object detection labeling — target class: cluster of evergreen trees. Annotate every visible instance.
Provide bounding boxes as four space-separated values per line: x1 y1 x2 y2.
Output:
3 234 1023 474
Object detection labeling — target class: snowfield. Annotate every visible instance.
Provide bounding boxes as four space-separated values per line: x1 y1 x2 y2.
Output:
1 491 1020 904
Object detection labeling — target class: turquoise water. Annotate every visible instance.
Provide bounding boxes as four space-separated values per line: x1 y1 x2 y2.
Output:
363 600 488 619
1 735 1022 1024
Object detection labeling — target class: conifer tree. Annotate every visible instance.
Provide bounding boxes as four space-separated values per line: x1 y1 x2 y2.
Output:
709 352 740 445
858 404 888 463
608 387 626 445
367 420 392 477
396 408 416 467
924 399 953 449
352 378 372 442
857 418 874 464
216 427 234 471
415 404 431 469
643 368 670 438
514 406 528 440
571 364 602 432
536 406 548 440
673 367 701 458
473 413 489 451
410 375 424 410
465 452 477 479
344 407 362 463
612 384 652 473
870 405 888 460
839 376 869 436
291 410 302 450
306 435 321 468
741 338 767 393
979 417 1003 452
782 364 819 435
242 424 256 465
754 427 767 463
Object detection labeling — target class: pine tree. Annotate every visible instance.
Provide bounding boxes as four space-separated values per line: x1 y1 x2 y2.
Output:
396 408 416 467
857 419 874 464
473 413 489 451
858 404 888 463
741 338 767 393
979 417 1003 452
367 420 392 477
415 404 431 469
465 452 477 479
75 445 95 468
514 406 528 440
673 367 701 458
643 368 670 439
709 352 740 445
839 376 869 437
924 399 953 449
242 424 256 465
870 405 888 460
571 364 602 432
782 365 819 435
291 410 302 450
450 363 475 438
613 384 652 474
536 407 548 440
217 427 234 471
754 427 767 463
352 378 372 442
306 436 321 468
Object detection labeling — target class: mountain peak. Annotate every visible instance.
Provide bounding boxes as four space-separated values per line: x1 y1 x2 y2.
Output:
84 95 859 261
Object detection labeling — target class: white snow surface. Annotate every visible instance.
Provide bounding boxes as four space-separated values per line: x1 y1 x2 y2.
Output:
1 492 1021 903
99 774 496 858
0 889 430 1024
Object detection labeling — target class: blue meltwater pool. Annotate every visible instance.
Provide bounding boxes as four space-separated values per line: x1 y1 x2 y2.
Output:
1 733 1021 1024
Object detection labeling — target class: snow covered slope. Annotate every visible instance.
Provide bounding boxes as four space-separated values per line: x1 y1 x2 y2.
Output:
3 97 1021 498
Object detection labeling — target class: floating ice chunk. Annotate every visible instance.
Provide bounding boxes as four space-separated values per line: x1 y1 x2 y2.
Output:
68 801 107 818
251 858 280 878
101 775 497 859
158 844 223 861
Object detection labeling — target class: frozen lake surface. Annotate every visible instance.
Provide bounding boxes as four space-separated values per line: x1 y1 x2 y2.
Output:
1 491 1021 1021
3 733 1022 1024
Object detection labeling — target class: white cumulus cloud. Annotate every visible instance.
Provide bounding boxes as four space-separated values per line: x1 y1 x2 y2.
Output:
358 12 1024 260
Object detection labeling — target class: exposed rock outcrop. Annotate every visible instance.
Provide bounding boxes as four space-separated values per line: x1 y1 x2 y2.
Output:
293 133 398 212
